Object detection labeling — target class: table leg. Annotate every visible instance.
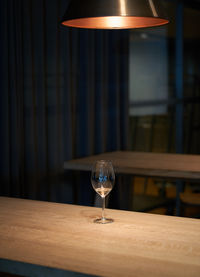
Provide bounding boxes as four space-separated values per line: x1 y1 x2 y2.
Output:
117 175 133 210
175 180 184 216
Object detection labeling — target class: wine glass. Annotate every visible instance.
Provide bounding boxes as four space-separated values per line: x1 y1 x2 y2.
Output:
91 160 115 224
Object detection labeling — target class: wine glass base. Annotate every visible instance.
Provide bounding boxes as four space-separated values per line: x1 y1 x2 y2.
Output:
94 218 113 224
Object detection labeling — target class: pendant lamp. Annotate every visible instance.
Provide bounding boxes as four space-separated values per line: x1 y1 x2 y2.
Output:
60 0 169 29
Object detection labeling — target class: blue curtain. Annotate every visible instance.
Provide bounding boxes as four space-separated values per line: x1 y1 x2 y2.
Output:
0 0 129 204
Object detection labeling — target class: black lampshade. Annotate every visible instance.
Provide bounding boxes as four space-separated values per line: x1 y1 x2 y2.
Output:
61 0 169 29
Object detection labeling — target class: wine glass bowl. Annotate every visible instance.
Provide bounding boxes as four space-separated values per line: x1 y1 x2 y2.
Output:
91 160 115 224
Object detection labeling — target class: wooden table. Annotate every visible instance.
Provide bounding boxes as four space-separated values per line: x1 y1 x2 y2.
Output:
64 151 200 214
0 197 200 277
64 151 200 181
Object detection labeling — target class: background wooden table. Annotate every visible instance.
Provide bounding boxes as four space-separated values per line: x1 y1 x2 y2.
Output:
64 151 200 213
64 151 200 181
0 197 200 277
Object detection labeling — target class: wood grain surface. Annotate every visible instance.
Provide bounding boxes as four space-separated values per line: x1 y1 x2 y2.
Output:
0 197 200 277
64 151 200 181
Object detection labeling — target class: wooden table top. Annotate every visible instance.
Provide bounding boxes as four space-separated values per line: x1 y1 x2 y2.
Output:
64 151 200 181
0 197 200 277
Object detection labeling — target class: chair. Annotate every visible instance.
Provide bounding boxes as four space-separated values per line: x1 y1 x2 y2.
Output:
180 192 200 218
132 194 174 214
131 177 175 215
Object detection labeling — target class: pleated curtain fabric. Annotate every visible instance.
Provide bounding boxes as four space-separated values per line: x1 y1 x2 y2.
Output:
0 0 129 204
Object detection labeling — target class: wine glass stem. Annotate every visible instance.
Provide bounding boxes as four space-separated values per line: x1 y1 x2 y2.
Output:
102 196 105 220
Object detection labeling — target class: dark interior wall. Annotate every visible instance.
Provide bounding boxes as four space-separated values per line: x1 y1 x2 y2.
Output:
0 0 130 203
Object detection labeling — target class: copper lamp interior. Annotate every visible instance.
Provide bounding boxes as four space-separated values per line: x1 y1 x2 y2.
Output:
61 0 169 29
61 16 169 29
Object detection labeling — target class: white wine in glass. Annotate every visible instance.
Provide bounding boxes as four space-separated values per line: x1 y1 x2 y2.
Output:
91 160 115 224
